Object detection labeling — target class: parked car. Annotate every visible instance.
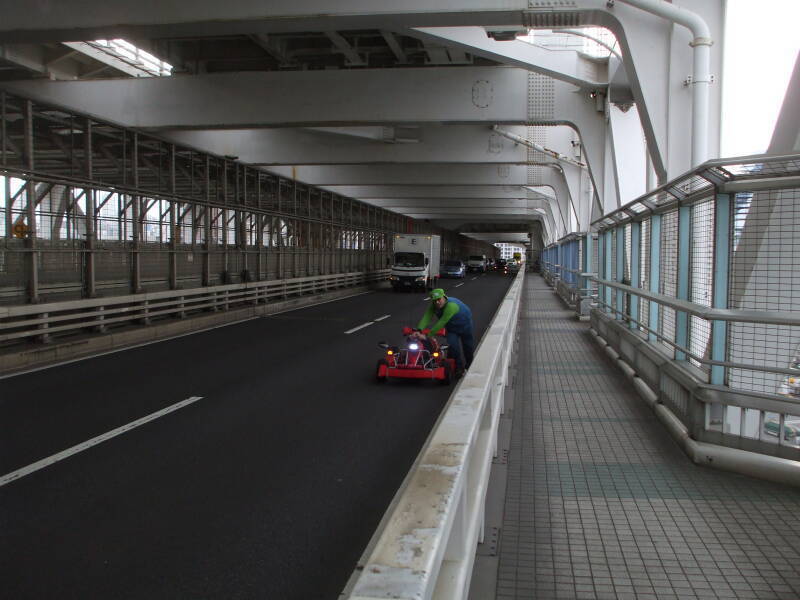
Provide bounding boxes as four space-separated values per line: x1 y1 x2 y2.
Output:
440 259 466 278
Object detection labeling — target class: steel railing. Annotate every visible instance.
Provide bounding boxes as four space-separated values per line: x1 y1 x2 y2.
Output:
342 268 524 600
585 153 800 471
0 270 389 346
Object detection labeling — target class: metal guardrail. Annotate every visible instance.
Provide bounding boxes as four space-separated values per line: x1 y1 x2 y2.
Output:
344 268 524 600
0 270 389 345
585 153 800 463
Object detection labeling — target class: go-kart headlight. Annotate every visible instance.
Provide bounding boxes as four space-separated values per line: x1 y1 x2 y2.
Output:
409 343 419 350
389 275 398 281
415 276 426 282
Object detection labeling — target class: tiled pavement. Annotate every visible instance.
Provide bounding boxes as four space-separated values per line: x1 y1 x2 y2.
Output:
495 276 800 600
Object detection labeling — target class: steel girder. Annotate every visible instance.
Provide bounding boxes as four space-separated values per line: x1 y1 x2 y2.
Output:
0 0 726 239
161 125 530 166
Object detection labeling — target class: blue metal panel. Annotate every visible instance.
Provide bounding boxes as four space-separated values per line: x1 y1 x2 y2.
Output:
711 194 731 385
675 205 691 360
648 215 661 343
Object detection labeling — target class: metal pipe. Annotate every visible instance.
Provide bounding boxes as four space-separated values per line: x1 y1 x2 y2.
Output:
615 0 712 167
492 125 587 169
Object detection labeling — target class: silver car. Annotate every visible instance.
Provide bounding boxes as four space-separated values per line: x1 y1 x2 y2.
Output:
441 259 466 278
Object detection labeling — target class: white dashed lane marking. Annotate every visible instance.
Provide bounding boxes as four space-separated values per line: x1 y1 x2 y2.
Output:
344 322 374 334
1 396 204 488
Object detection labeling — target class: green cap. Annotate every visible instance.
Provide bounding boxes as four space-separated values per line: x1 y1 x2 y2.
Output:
430 288 446 300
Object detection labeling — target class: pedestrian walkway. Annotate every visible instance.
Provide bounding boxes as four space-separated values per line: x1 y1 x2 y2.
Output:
495 276 800 600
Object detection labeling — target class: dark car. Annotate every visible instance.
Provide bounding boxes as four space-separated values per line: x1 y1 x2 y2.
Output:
494 259 508 271
440 259 466 278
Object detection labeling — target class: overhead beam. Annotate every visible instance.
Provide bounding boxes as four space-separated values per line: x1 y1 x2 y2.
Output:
161 125 529 165
249 34 295 66
366 198 549 209
263 164 529 186
324 31 367 66
319 186 545 199
0 2 534 43
0 67 532 129
380 31 408 64
408 26 608 89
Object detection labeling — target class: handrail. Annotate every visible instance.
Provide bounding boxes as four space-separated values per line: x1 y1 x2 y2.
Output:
592 153 800 231
593 277 800 326
344 269 524 600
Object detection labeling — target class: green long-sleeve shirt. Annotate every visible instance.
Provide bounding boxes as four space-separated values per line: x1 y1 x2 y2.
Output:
417 300 459 333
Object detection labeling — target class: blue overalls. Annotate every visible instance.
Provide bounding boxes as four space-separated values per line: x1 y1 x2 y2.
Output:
437 297 474 370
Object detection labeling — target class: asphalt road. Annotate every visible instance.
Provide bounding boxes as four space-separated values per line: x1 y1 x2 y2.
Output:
0 271 514 599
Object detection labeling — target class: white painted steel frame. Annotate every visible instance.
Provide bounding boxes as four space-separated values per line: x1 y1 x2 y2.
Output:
345 268 524 600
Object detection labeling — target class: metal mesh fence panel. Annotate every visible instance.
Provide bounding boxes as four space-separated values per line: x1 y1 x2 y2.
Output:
0 239 26 304
623 223 631 283
95 245 132 295
225 248 244 283
659 210 678 356
38 242 84 301
176 247 203 287
639 218 650 332
729 187 800 394
266 252 279 280
140 251 170 291
591 234 599 298
610 230 617 314
689 199 714 372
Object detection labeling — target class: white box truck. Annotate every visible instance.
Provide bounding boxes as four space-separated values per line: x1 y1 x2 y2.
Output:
466 254 488 273
389 234 441 291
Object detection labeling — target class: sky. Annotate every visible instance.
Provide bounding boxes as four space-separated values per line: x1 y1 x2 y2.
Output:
721 0 800 156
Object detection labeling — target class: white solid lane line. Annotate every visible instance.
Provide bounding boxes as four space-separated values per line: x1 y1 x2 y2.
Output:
0 396 204 488
344 321 374 334
373 315 391 322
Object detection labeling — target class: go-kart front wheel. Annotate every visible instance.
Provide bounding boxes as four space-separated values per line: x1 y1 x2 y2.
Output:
376 358 389 382
438 362 453 385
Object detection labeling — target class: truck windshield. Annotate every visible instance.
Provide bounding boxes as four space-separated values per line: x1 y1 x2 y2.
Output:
394 252 425 267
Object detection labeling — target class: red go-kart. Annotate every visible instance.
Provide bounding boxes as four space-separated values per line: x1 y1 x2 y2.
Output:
376 326 456 385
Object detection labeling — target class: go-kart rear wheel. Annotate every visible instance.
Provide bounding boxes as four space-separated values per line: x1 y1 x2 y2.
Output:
439 362 453 385
376 358 389 382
